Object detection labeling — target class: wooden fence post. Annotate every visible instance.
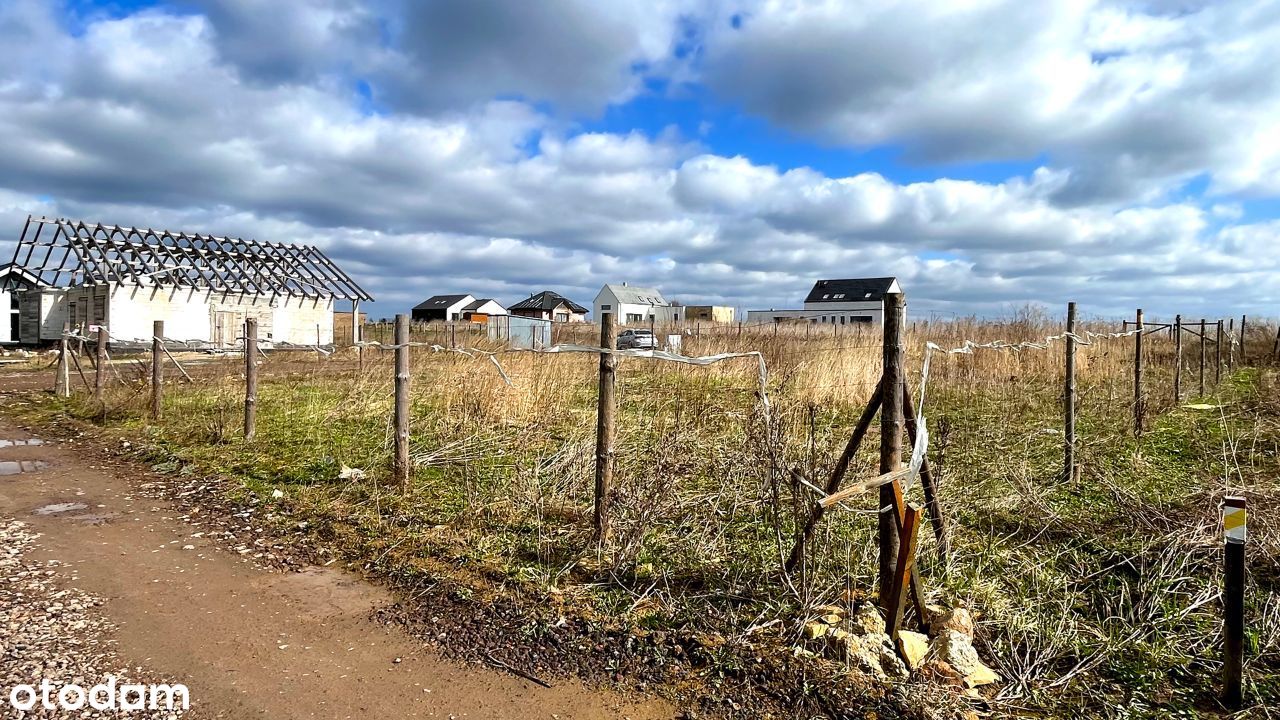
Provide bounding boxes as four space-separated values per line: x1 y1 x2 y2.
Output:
393 314 410 488
1272 325 1279 361
244 318 258 440
1216 320 1223 386
1199 319 1207 397
594 312 617 541
1228 318 1235 369
93 327 108 405
56 322 70 398
879 292 905 603
1064 302 1076 482
1223 495 1246 708
1240 315 1247 364
151 320 163 420
1134 309 1144 436
1173 314 1182 401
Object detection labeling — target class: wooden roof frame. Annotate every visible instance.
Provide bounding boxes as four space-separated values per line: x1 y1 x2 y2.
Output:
5 216 373 302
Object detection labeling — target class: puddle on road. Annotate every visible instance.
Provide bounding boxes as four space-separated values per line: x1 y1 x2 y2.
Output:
0 438 45 447
0 460 49 475
69 512 117 525
32 502 89 516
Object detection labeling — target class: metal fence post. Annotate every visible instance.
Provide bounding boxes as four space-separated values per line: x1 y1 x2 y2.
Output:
1134 309 1144 436
1064 302 1076 482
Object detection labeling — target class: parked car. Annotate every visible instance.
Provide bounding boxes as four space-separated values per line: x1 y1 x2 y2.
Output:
617 328 656 350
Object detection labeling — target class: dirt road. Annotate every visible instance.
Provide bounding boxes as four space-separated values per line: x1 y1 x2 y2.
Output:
0 410 675 719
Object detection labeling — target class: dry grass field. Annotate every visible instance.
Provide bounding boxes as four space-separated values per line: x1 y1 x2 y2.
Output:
14 311 1280 718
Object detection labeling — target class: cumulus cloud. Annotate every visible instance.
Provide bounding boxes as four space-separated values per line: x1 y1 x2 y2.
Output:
703 0 1280 203
0 0 1274 320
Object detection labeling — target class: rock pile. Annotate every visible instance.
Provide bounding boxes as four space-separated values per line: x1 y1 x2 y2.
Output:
802 601 999 689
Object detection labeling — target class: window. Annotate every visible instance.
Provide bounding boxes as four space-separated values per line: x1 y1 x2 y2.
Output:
626 313 643 323
840 316 846 325
822 293 830 299
601 304 612 310
833 293 845 299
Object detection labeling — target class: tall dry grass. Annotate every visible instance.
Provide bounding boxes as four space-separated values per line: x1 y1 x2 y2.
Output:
38 310 1280 717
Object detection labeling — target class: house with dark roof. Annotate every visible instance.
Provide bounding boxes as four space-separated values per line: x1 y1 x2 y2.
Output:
509 291 588 323
745 277 900 325
412 294 474 322
460 298 506 320
593 283 688 325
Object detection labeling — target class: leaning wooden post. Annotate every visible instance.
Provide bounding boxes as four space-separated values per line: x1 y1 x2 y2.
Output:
393 314 411 489
244 318 258 440
594 312 618 541
1272 325 1280 362
785 380 884 574
1064 302 1076 482
1173 314 1183 401
878 292 905 604
1222 495 1247 708
151 320 164 420
1216 320 1224 386
1133 309 1144 436
903 383 949 562
93 327 108 404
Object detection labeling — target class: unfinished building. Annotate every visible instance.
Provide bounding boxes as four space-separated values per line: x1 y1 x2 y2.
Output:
4 216 373 347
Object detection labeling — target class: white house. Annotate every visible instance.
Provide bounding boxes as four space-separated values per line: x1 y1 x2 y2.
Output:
412 294 474 322
593 283 683 325
4 216 372 347
459 298 507 319
746 277 900 325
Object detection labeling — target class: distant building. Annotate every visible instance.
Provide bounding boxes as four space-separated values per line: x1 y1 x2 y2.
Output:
412 294 474 322
508 291 588 323
593 283 683 325
684 305 736 323
745 277 900 325
460 298 506 321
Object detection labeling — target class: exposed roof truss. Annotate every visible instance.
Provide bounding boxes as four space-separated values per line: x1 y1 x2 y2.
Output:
6 215 373 301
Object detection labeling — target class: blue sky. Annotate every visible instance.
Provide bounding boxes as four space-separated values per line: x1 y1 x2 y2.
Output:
1 0 1278 318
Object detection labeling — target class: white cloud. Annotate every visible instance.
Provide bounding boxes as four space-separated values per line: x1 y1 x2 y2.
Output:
0 0 1274 320
702 0 1280 203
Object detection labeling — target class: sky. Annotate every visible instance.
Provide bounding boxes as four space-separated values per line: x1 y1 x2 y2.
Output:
1 0 1278 320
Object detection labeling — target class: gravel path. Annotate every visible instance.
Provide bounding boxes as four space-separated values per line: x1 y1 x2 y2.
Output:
1 518 185 718
0 415 673 719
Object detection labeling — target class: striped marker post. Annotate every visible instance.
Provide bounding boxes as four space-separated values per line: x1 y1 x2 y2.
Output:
1223 495 1246 707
